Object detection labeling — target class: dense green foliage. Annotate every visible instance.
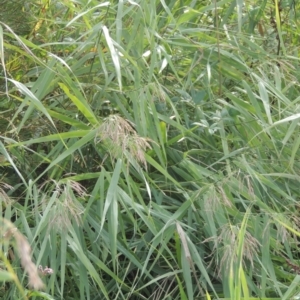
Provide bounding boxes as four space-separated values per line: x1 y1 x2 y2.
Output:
1 0 300 299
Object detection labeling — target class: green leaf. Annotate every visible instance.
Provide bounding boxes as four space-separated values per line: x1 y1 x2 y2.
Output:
0 270 14 281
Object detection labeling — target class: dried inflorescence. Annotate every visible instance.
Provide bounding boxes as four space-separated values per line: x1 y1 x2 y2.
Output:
39 180 85 231
0 182 13 206
95 115 152 169
204 224 260 277
38 265 54 276
2 219 45 290
15 233 45 290
203 185 232 213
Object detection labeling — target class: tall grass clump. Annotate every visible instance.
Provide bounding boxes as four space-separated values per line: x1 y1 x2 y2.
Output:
1 0 300 299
